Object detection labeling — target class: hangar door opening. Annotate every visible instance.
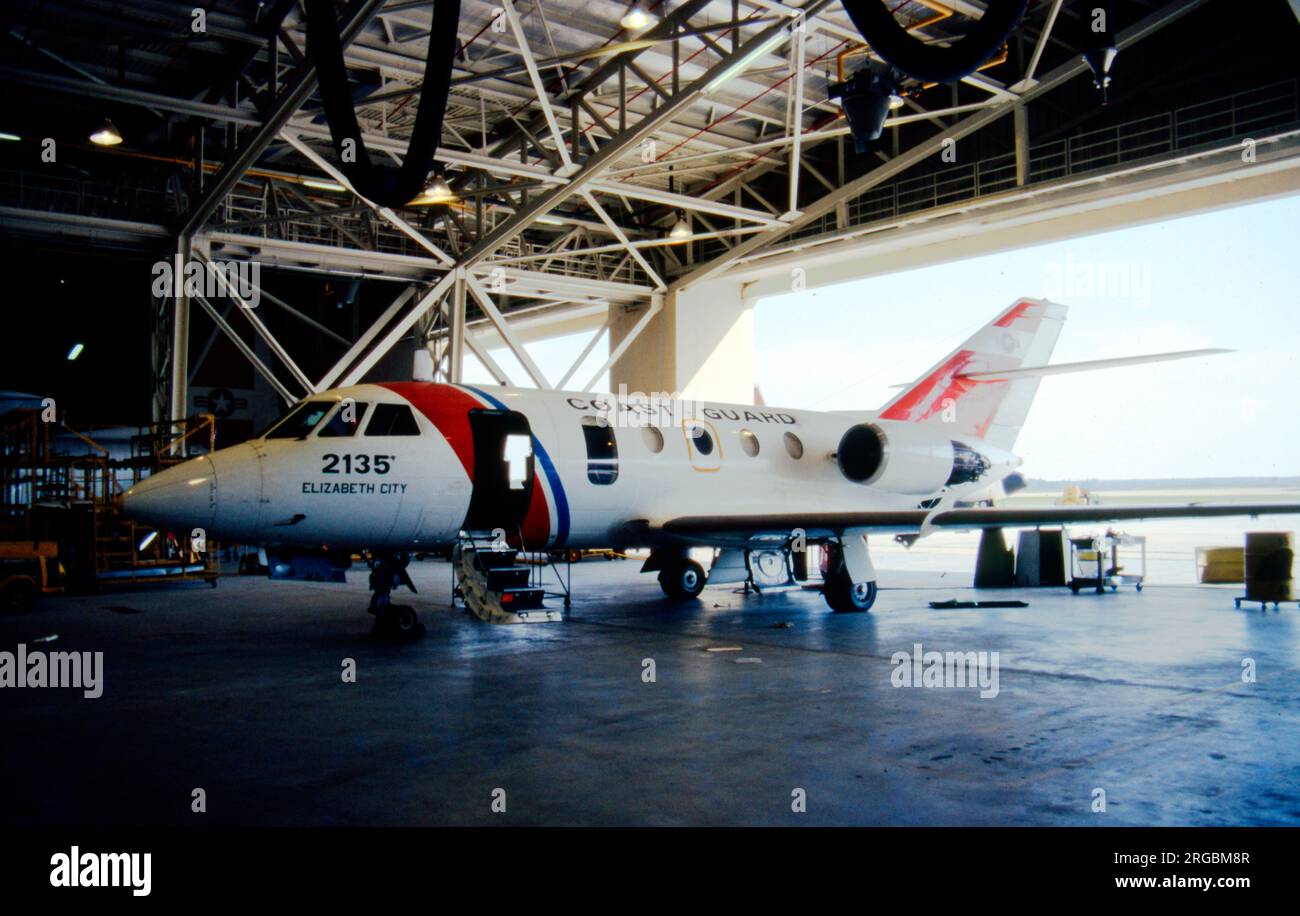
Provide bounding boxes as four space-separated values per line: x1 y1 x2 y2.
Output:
462 409 535 534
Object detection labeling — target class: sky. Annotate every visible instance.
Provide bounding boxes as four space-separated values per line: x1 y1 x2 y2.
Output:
466 194 1300 481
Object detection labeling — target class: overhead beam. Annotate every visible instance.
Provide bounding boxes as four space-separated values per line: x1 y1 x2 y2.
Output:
465 275 552 388
317 285 417 389
671 0 1211 291
180 0 389 238
341 272 457 386
282 131 456 266
455 0 834 270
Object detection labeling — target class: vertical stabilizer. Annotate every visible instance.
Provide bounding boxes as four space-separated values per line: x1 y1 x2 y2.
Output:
878 298 1067 450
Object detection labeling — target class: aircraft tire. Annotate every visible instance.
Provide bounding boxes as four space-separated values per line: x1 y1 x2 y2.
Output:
391 604 425 639
372 604 425 640
823 566 877 613
659 560 706 600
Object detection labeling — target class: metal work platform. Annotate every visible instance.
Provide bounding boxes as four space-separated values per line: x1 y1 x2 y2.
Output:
0 409 220 590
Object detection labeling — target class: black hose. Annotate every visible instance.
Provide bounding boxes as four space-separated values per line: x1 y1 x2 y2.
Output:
305 0 461 207
839 0 1029 84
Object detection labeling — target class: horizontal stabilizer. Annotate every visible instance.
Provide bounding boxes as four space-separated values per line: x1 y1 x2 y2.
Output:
959 348 1233 382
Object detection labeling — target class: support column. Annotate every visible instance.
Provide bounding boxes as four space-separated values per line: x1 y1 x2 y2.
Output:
449 269 467 383
1013 102 1029 187
168 235 192 428
610 277 753 403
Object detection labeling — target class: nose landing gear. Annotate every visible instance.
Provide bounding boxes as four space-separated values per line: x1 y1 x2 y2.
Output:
367 552 424 640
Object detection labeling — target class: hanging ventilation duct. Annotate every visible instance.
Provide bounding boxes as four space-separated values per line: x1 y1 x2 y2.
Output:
305 0 461 207
839 0 1029 84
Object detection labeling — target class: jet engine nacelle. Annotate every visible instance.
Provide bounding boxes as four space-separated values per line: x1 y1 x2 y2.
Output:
835 421 1012 495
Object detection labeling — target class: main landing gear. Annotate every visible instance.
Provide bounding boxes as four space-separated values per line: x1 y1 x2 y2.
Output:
658 559 706 600
367 552 424 640
820 541 878 613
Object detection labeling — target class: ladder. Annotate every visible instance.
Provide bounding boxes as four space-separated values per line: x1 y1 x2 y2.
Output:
453 529 569 624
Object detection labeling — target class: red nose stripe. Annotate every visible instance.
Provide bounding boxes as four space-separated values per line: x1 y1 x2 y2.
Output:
378 382 479 477
383 381 555 548
519 476 551 549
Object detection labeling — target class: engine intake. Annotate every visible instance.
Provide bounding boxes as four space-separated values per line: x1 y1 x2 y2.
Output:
836 423 887 483
836 422 999 495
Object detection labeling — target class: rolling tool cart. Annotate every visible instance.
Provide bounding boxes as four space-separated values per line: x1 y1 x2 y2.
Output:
1068 531 1146 594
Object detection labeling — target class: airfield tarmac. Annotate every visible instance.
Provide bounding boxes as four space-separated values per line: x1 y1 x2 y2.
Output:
3 513 1298 827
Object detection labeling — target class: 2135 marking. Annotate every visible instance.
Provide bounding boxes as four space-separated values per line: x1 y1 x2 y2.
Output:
322 453 393 475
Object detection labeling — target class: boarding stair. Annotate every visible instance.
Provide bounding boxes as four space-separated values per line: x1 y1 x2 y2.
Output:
453 529 569 623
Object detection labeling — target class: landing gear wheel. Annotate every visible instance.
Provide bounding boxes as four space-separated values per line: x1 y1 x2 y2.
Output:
822 564 877 613
391 604 424 639
366 552 422 640
659 560 706 600
371 604 425 641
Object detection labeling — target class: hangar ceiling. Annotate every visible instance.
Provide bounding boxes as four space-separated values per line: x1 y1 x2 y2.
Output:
1 0 1298 420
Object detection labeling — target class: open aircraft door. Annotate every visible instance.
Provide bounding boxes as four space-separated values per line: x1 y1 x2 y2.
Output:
462 409 536 535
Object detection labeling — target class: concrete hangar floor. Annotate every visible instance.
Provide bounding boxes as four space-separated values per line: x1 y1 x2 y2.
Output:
2 558 1297 827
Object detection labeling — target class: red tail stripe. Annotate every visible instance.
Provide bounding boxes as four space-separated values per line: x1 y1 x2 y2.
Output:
880 350 974 421
994 301 1032 327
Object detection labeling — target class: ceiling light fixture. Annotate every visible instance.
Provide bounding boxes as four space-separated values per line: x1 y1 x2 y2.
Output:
668 211 691 242
828 66 900 154
620 3 656 31
0 132 21 142
89 118 123 146
413 172 455 205
706 30 788 94
302 177 347 192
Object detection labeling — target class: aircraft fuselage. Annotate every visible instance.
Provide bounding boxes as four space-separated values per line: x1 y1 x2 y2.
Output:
124 381 1021 552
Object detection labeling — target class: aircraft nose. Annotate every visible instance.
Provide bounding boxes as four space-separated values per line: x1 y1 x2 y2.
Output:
123 455 216 532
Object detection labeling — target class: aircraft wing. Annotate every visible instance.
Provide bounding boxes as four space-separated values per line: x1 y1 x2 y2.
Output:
643 503 1300 540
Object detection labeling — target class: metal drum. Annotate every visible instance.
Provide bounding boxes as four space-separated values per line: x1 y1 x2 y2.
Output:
1244 532 1295 603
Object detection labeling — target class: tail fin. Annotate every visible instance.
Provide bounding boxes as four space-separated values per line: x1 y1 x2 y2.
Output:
878 298 1067 450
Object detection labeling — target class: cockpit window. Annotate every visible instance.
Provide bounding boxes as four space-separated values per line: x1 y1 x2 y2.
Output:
263 401 334 440
318 402 369 438
364 403 421 436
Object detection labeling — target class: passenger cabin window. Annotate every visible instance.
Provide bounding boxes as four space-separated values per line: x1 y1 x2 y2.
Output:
686 424 714 456
365 403 421 436
318 402 369 438
581 417 618 485
265 401 333 439
642 426 665 454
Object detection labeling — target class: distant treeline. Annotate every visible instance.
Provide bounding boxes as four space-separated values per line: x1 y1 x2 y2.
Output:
1026 477 1300 492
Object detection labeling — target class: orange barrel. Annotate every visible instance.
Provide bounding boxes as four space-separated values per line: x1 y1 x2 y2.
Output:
1244 532 1295 602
